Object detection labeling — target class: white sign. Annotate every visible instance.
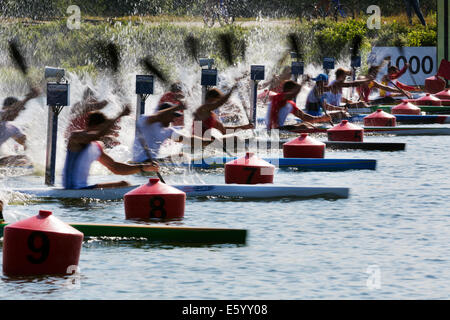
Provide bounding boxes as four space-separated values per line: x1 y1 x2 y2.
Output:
368 47 436 86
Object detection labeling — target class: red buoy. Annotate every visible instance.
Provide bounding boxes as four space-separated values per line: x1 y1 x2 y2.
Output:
364 109 396 127
283 133 325 158
392 101 421 115
414 93 442 106
425 75 446 94
124 178 185 220
327 120 364 142
434 89 450 106
2 210 83 276
225 152 274 184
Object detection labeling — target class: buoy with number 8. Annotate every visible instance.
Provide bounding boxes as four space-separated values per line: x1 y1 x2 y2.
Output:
283 133 325 158
124 178 185 220
225 152 274 184
2 210 83 276
364 109 396 127
327 120 364 142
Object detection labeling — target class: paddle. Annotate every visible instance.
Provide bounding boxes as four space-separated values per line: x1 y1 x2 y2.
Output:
383 56 413 99
287 33 333 127
95 41 165 183
140 56 169 85
395 39 419 88
8 39 31 88
215 32 252 156
184 34 200 63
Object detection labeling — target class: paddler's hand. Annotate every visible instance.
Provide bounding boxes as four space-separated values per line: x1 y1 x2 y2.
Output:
140 162 159 172
320 115 332 122
26 87 41 100
120 104 131 117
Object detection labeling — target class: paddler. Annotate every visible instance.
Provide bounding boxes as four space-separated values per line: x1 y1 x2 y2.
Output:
324 68 370 109
65 87 121 149
192 86 254 136
357 65 409 105
133 102 214 163
380 63 418 98
158 82 186 127
304 73 349 122
0 87 40 167
258 66 291 102
63 105 159 190
265 80 331 130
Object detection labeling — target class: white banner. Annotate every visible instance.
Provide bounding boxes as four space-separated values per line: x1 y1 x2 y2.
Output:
368 47 436 86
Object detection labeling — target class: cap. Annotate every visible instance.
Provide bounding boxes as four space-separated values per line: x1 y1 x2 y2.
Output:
312 74 328 82
158 102 183 117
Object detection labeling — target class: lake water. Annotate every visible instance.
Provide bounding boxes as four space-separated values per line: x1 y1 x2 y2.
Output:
1 133 449 299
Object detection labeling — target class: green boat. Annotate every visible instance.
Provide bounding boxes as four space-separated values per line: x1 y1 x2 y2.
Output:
370 105 450 114
0 222 247 245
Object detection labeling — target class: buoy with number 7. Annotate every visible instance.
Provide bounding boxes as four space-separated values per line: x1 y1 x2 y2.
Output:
124 178 185 220
2 210 83 276
225 152 275 184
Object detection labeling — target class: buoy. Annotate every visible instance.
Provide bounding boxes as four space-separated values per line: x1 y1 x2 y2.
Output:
434 89 450 106
2 210 83 276
283 133 325 158
364 109 396 127
327 120 364 142
124 178 185 220
392 101 421 115
225 152 274 184
425 75 446 94
414 93 442 106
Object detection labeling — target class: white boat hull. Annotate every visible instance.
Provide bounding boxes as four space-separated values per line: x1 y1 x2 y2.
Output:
14 184 350 200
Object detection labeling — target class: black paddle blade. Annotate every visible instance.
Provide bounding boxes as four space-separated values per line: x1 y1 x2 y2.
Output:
8 39 28 75
218 32 236 66
184 34 200 62
141 56 168 83
95 41 120 73
351 35 362 57
287 33 303 61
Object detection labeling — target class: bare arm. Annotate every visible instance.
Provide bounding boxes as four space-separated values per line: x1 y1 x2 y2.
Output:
292 108 330 123
69 105 130 149
195 87 236 117
98 150 159 175
13 134 27 150
373 81 403 94
0 87 40 122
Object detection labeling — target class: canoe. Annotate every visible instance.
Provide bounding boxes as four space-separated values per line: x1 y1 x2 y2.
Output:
370 105 450 115
349 114 450 125
14 184 350 200
0 222 247 244
287 126 450 136
170 157 376 171
235 138 405 152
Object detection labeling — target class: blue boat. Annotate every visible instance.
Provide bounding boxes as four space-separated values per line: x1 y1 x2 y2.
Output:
165 157 377 171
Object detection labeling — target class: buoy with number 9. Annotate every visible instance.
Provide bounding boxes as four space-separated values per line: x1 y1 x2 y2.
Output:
2 210 83 276
225 152 274 184
124 178 185 220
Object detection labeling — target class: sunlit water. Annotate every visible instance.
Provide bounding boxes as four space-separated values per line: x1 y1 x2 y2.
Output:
0 133 449 299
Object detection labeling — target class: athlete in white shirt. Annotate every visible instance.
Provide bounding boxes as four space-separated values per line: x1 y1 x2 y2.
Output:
0 87 40 167
63 105 159 189
133 103 214 163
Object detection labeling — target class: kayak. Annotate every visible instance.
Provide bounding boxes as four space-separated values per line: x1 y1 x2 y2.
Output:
14 184 350 200
169 157 376 171
349 114 450 125
286 126 450 136
0 222 247 244
370 105 450 115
